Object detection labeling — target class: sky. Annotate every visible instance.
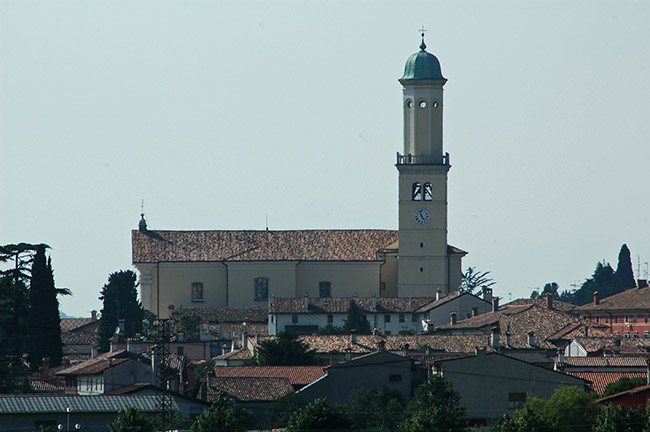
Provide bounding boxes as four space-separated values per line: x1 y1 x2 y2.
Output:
1 0 649 317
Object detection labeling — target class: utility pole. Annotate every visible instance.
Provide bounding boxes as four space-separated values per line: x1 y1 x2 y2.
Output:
155 319 174 432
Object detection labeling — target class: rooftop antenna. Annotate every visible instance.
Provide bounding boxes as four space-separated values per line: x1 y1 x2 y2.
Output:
265 214 269 232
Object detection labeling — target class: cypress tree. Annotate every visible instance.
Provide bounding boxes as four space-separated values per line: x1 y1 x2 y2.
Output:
98 270 144 352
27 246 63 368
614 244 636 290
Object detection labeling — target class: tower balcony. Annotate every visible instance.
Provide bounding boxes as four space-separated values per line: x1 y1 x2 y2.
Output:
396 152 450 166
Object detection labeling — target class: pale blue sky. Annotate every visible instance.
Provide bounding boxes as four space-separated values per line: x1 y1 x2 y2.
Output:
1 0 649 317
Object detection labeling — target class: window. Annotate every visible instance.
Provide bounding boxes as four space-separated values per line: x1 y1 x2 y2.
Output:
645 314 648 324
634 314 638 323
423 183 433 201
177 346 184 356
412 183 422 201
412 314 418 323
418 100 427 109
406 99 413 109
625 315 630 323
644 331 649 338
399 314 405 323
292 314 298 324
624 332 630 338
254 277 269 301
319 281 331 298
385 314 391 323
509 393 526 410
595 315 599 323
605 316 609 323
389 374 402 383
191 282 204 302
614 315 619 324
633 331 639 338
327 314 333 323
380 282 386 291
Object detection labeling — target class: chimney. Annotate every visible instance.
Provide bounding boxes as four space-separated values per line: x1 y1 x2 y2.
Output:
594 291 600 305
546 293 553 310
39 357 51 379
638 280 649 289
426 321 435 333
371 293 377 310
472 307 479 318
350 331 357 344
242 331 248 349
491 326 500 348
528 331 536 347
436 289 441 301
482 287 493 304
91 310 97 320
303 293 309 311
91 341 98 359
492 297 500 313
505 331 511 347
377 340 386 351
450 312 457 326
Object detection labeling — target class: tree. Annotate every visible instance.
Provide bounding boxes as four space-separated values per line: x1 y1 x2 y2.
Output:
348 386 405 431
28 246 63 368
461 266 496 294
497 386 599 432
173 311 202 341
614 244 636 290
98 270 144 352
192 392 255 432
266 393 307 429
570 262 616 306
399 375 465 432
342 300 371 334
108 407 154 432
593 404 650 432
254 331 317 366
601 376 647 397
287 398 353 432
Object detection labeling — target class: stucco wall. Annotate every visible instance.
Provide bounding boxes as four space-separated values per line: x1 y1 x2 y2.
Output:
295 262 381 298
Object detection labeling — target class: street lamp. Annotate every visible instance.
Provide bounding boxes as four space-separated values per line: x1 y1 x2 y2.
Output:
66 407 71 431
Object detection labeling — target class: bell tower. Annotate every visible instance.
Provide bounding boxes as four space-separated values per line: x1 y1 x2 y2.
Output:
396 34 460 297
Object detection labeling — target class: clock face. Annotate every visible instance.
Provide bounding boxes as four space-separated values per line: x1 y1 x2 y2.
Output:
414 208 430 224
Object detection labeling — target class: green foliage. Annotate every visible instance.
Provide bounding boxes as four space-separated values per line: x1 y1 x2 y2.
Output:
317 323 345 335
0 270 30 392
192 393 255 432
348 386 406 431
593 404 650 432
173 311 202 340
266 393 308 429
601 376 647 397
342 300 371 334
614 244 637 290
98 270 144 352
400 375 465 432
496 386 599 432
461 267 496 294
108 407 155 432
28 246 63 368
254 331 318 366
287 398 353 432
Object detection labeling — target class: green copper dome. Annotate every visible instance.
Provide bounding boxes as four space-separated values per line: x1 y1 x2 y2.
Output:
400 38 447 84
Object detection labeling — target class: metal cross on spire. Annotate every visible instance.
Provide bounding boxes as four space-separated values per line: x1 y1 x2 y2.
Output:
419 26 427 51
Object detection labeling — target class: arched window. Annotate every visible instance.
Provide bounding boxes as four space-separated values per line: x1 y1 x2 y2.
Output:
191 282 203 302
254 277 269 301
412 183 422 201
319 281 331 298
423 182 433 201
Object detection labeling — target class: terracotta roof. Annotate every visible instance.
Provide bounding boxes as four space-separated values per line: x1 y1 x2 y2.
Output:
564 356 648 367
208 377 294 401
566 371 647 395
173 307 268 323
213 348 252 361
104 383 152 395
414 291 490 313
437 302 593 349
596 384 650 403
62 331 97 346
60 318 96 332
577 287 650 312
209 322 269 340
0 395 173 413
133 229 398 263
572 336 650 355
28 378 65 393
213 366 326 386
56 350 135 376
506 298 577 313
269 297 434 314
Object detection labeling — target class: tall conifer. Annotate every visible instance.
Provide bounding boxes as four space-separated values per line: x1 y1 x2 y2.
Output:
614 244 636 290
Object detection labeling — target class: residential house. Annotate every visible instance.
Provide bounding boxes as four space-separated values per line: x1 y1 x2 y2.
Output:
60 312 100 362
561 356 649 395
105 384 210 418
0 395 173 432
576 285 650 337
596 385 650 408
433 349 588 423
298 351 413 404
268 289 493 336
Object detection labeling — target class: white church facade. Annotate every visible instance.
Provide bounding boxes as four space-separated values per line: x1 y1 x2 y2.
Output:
132 36 466 318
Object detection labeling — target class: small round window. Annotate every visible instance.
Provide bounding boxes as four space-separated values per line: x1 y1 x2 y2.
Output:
406 100 413 108
419 101 427 109
433 101 439 109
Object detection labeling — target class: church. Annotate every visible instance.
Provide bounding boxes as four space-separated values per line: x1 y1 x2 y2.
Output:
132 36 466 318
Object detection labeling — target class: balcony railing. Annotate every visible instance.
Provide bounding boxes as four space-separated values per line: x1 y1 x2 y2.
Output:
396 152 450 166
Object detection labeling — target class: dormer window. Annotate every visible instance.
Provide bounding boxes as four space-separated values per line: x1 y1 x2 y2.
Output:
412 183 422 201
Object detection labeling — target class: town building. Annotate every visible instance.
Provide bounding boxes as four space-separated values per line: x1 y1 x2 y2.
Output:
576 285 650 337
131 37 466 318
